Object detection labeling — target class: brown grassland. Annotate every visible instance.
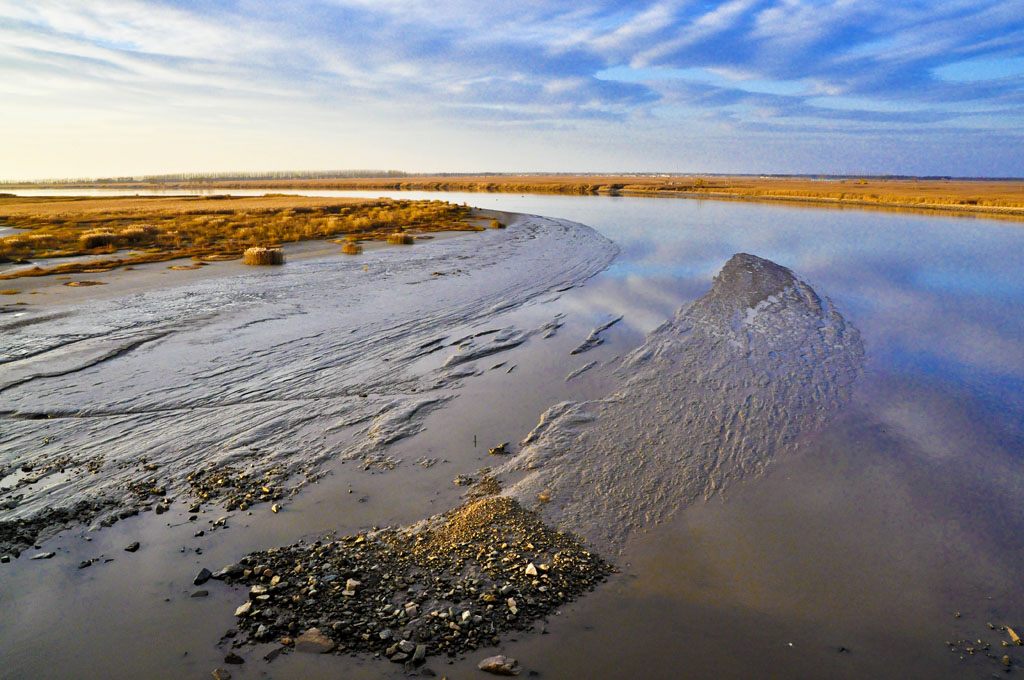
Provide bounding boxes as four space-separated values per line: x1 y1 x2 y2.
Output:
0 195 474 279
21 175 1023 219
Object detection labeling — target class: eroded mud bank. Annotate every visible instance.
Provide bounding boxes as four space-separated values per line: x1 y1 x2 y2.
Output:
0 215 618 553
498 253 865 553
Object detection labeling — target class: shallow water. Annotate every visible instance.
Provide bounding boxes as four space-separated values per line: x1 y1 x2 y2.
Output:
1 190 1023 679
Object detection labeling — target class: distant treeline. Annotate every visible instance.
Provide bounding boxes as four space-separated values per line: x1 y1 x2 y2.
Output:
0 170 413 185
4 170 1024 185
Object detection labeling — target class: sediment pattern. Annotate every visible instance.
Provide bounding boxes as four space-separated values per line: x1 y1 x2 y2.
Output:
500 253 865 553
0 216 617 551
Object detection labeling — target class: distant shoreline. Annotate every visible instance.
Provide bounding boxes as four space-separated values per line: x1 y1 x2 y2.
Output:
4 174 1024 220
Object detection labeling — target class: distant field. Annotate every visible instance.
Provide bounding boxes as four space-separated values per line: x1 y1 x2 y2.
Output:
0 195 472 279
8 175 1022 219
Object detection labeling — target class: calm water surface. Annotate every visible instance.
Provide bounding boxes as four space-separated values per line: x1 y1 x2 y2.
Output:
2 190 1022 679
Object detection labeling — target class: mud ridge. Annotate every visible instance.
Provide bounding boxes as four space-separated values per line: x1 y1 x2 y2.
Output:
497 253 865 554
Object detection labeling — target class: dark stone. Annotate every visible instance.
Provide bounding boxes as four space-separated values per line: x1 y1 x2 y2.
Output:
195 567 213 585
224 652 244 665
212 563 244 580
124 542 140 553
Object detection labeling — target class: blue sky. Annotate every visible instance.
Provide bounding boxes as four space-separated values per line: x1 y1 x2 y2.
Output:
1 0 1022 179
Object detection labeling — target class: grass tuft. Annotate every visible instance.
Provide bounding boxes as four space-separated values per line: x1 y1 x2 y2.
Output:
489 219 504 229
242 247 285 265
79 231 118 249
340 242 363 255
386 232 414 245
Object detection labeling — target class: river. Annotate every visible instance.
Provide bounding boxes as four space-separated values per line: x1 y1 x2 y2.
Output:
1 190 1022 679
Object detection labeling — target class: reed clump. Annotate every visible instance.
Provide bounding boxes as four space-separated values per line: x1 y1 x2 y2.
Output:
79 231 118 249
242 247 285 265
386 232 414 245
340 242 363 255
489 220 504 229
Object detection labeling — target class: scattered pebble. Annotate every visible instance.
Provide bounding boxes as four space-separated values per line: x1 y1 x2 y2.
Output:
218 496 611 668
294 627 337 654
478 654 520 676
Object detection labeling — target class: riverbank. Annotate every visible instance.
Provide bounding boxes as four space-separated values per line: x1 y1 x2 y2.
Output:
0 195 477 280
5 175 1024 220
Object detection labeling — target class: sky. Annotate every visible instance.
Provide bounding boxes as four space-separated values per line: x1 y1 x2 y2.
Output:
1 0 1023 180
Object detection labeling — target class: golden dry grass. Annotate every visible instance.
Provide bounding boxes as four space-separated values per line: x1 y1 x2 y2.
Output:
0 195 472 279
489 219 504 229
340 242 363 255
386 232 414 245
242 247 284 265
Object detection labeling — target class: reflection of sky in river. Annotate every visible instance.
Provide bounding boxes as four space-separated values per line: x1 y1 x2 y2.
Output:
384 191 1024 440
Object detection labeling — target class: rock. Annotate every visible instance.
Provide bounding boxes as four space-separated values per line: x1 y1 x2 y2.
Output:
211 668 231 680
412 644 427 664
195 530 205 537
124 542 140 553
234 601 252 617
398 639 415 654
223 652 244 665
191 590 209 598
0 555 10 563
405 602 419 618
77 560 93 569
294 627 336 654
478 655 520 675
271 503 281 513
525 563 538 577
1003 655 1012 667
1009 627 1022 645
489 442 510 455
212 563 244 580
154 504 168 515
30 552 55 560
194 567 213 585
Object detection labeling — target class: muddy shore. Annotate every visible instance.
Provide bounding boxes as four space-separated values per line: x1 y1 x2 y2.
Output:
2 197 1022 680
